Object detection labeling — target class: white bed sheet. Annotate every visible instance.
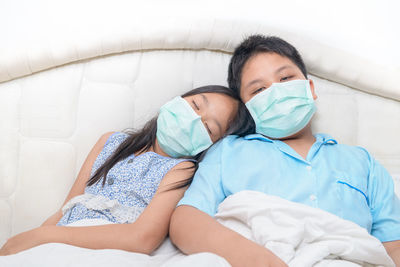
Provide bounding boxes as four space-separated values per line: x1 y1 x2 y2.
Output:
0 219 229 267
215 191 394 267
0 191 395 267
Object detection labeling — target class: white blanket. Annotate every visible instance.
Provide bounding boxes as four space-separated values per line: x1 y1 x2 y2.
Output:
215 191 395 267
0 219 230 267
0 191 394 267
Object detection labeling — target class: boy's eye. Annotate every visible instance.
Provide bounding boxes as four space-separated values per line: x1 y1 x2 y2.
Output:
253 87 266 95
280 75 293 82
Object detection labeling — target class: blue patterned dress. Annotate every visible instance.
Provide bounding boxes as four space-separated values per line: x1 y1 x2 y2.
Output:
57 132 187 226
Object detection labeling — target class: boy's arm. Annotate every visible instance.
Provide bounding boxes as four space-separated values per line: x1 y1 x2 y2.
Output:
366 156 400 244
171 137 285 266
364 152 400 265
170 205 287 267
383 240 400 266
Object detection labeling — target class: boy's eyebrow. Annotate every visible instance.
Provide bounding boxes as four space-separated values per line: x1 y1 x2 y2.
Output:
244 79 264 90
275 65 293 74
243 65 294 90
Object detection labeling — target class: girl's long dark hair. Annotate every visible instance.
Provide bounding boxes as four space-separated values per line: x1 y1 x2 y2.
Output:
86 85 255 189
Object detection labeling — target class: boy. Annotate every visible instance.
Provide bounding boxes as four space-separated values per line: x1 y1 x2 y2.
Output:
169 35 400 267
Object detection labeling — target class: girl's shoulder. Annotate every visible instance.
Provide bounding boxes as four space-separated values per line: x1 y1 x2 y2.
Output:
104 131 129 145
99 131 129 154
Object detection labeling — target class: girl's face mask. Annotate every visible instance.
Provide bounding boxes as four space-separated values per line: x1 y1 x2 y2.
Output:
156 96 213 158
245 79 316 139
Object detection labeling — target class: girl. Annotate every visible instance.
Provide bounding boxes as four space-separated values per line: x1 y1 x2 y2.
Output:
0 85 254 256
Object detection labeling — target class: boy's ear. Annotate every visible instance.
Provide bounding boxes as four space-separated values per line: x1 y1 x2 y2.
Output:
309 79 317 100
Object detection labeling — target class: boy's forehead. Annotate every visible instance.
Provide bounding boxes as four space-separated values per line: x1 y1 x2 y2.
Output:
243 52 296 74
240 52 303 83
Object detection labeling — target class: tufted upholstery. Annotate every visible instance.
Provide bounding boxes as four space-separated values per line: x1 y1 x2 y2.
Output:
0 0 399 246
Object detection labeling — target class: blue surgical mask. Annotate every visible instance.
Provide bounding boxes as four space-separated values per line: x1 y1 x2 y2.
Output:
156 96 213 158
245 79 316 139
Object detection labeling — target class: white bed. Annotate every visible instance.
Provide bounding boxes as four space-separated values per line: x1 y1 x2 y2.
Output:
0 0 399 265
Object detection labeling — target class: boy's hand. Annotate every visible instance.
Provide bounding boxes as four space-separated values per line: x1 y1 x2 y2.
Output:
170 205 287 267
251 251 288 267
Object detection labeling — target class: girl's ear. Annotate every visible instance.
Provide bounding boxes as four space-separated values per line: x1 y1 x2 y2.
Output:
309 79 317 100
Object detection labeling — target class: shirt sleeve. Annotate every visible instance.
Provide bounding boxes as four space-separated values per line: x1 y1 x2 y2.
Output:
177 139 226 216
368 157 400 242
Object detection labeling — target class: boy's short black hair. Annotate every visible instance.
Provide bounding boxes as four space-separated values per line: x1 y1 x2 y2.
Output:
228 35 308 95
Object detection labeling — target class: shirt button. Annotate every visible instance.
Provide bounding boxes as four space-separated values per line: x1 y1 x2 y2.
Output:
128 159 133 164
108 178 114 185
306 165 312 171
309 194 317 201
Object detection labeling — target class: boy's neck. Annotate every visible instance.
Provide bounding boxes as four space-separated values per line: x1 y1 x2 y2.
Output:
281 124 316 160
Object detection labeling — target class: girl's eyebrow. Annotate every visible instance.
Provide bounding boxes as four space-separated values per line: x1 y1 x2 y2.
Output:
201 94 222 136
201 94 209 106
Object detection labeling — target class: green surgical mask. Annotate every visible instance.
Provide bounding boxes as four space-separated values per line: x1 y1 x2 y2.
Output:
156 96 213 158
245 79 316 139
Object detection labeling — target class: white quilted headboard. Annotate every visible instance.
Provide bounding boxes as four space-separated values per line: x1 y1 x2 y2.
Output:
1 0 399 246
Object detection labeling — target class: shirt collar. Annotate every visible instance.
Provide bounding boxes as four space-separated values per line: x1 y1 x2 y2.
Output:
314 133 338 145
244 133 338 145
243 133 273 142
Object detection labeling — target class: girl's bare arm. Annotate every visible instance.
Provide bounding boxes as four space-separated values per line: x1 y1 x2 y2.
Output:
1 160 193 255
41 132 115 226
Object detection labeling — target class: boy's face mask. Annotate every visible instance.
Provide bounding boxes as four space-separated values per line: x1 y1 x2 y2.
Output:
245 79 316 139
156 96 213 158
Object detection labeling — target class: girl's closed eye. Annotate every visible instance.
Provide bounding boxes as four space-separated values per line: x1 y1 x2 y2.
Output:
192 100 200 110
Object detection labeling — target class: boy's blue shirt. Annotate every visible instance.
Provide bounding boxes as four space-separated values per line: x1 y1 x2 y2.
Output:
178 133 400 242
